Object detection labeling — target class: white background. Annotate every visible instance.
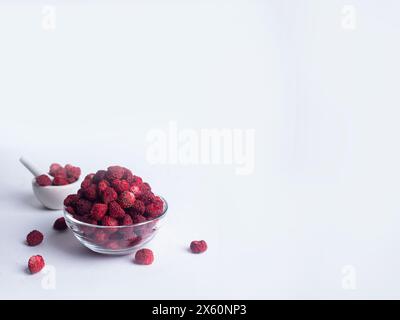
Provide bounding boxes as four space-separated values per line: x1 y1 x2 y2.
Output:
1 0 400 299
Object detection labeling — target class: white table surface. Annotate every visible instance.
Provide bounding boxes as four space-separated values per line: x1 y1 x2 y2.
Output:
1 0 400 299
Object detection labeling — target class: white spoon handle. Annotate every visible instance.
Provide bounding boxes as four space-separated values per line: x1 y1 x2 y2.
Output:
19 157 44 177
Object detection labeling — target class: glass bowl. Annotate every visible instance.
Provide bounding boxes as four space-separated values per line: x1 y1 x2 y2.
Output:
64 197 168 255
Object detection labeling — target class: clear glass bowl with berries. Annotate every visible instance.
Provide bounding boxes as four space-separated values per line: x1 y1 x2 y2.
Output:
63 166 168 255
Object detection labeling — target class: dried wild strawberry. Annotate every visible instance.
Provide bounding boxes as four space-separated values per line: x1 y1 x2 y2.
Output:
128 235 142 246
53 168 67 179
134 248 154 265
49 163 62 176
101 216 118 227
35 175 52 186
53 217 67 231
77 188 84 198
65 206 75 215
108 201 125 219
109 232 123 240
111 179 130 194
97 180 109 193
121 214 133 226
64 194 79 207
93 170 107 183
129 200 145 216
190 240 208 253
129 184 142 197
53 176 68 186
102 187 118 204
65 164 81 179
90 203 108 221
105 241 121 250
132 214 146 224
145 203 163 218
75 198 93 216
131 175 143 185
93 231 109 244
81 177 92 189
123 169 134 183
118 191 135 208
83 184 97 201
106 166 125 181
67 176 78 184
139 191 155 205
28 255 45 274
26 230 44 246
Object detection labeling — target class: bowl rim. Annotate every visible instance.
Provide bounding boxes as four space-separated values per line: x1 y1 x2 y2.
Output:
64 196 168 228
32 177 81 189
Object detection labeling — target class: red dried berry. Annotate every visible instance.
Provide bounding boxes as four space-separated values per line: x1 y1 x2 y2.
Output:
64 194 79 207
131 175 143 185
106 166 125 181
67 176 78 184
190 240 208 253
102 187 118 204
75 198 93 215
123 169 134 183
65 164 81 179
35 175 52 186
129 184 142 197
53 217 67 231
109 232 123 240
49 163 62 176
105 241 121 250
132 214 147 224
121 214 133 226
97 180 109 193
120 225 135 239
111 179 130 194
118 191 135 208
76 216 97 237
90 203 108 221
128 235 142 246
93 170 107 183
83 184 97 201
141 182 152 192
145 201 164 218
101 216 118 227
129 200 145 216
53 168 67 179
80 215 98 225
77 188 84 198
53 176 69 186
93 231 108 243
65 206 75 215
81 177 92 189
109 201 125 219
139 190 155 205
134 248 154 265
28 255 45 274
26 230 44 246
85 173 95 180
153 196 163 207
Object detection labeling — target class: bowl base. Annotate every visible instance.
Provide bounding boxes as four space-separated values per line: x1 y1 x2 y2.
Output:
81 234 156 255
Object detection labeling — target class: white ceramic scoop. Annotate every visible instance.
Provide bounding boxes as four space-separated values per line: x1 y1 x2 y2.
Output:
20 157 81 210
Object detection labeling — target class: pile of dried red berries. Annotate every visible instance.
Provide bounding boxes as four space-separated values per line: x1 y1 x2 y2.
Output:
35 163 81 186
64 166 164 226
61 166 166 251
